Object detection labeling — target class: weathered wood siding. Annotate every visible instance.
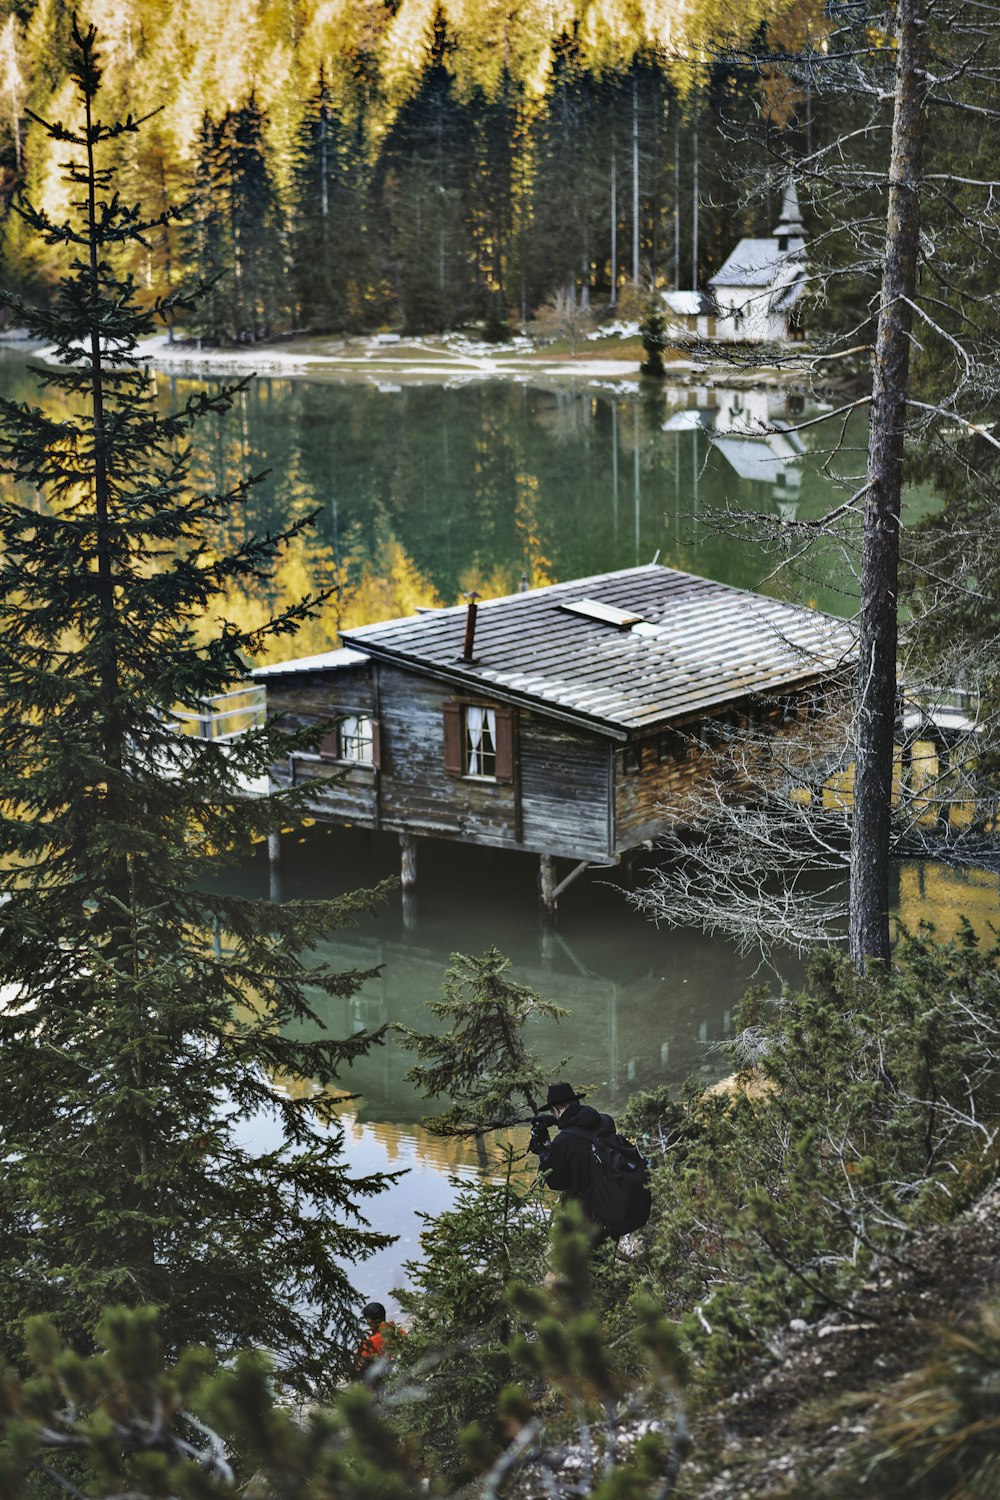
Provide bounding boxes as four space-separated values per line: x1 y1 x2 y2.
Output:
261 666 841 859
266 667 378 825
281 758 378 823
614 732 714 849
518 711 611 858
614 690 828 850
266 666 374 722
376 666 611 859
376 665 517 844
263 661 613 858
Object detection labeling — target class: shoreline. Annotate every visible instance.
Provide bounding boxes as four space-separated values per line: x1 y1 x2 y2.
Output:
0 328 807 391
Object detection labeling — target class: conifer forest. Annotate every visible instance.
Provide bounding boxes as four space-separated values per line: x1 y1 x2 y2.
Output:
1 0 824 338
0 4 999 1499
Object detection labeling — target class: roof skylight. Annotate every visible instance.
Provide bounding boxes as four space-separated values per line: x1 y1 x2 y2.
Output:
559 598 645 629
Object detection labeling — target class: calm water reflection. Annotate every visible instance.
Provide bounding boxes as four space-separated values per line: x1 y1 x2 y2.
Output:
226 824 999 1304
230 825 1000 1124
0 352 940 653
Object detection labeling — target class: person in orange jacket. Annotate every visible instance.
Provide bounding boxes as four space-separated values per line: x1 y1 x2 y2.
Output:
355 1301 405 1375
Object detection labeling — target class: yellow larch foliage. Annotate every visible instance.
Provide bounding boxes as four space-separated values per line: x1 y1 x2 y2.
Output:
337 536 443 630
896 863 1000 948
447 0 570 100
668 0 823 94
457 563 512 601
754 0 831 126
380 0 440 114
580 0 646 75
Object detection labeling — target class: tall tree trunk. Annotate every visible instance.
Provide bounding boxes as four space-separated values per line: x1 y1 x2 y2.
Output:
83 72 122 791
673 117 680 286
319 99 329 219
691 120 699 288
610 150 617 306
849 0 928 970
632 73 639 284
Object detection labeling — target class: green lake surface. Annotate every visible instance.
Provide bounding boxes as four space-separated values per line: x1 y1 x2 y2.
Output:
3 349 996 1304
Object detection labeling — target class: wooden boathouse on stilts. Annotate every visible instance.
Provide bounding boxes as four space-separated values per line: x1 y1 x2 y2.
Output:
253 564 854 923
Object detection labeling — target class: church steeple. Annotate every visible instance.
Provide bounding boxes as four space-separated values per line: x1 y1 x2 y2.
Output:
771 179 804 240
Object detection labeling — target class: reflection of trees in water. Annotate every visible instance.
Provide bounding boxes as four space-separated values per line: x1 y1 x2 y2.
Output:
277 859 1000 1148
896 863 1000 946
338 536 442 634
272 1068 486 1175
0 359 938 652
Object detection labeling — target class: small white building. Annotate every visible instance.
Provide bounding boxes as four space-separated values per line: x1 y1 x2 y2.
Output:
661 290 717 340
708 182 806 344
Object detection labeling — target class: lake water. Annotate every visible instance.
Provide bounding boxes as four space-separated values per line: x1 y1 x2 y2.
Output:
3 350 996 1305
0 352 925 643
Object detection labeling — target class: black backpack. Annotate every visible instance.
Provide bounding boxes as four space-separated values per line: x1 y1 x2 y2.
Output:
563 1127 652 1237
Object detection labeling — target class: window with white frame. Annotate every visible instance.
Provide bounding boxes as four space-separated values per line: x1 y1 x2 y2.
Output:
339 714 374 763
284 712 376 764
465 704 497 778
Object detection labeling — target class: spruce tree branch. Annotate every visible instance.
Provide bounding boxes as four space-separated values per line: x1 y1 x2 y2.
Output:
37 1466 87 1499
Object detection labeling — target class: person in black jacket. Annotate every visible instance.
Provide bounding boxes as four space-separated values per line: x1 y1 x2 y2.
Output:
529 1082 615 1236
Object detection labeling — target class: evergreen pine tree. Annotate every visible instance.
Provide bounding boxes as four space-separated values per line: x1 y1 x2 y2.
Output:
181 111 229 344
0 19 393 1390
377 5 475 333
216 92 285 342
639 301 668 377
182 94 285 344
288 68 368 335
464 69 520 337
400 946 567 1137
526 27 607 313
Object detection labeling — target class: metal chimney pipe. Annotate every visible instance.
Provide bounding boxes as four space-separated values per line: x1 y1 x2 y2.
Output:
462 591 481 662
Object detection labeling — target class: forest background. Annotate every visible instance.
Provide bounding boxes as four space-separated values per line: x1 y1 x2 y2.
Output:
0 0 819 341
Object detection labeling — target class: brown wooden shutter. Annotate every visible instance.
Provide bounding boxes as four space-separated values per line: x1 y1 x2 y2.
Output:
493 705 514 783
318 717 340 761
443 701 463 774
370 717 381 770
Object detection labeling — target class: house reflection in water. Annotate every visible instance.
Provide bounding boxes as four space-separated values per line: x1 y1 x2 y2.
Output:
288 916 764 1128
267 828 1000 1138
663 385 810 524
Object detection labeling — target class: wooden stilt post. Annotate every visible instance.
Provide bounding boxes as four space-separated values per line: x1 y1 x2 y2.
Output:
400 832 418 930
621 848 636 892
267 830 283 904
539 853 557 926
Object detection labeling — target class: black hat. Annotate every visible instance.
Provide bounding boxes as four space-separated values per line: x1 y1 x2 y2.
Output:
545 1082 579 1108
362 1301 386 1324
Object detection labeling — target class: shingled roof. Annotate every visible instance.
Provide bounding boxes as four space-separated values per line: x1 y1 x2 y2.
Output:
708 236 805 289
334 565 855 739
709 181 807 292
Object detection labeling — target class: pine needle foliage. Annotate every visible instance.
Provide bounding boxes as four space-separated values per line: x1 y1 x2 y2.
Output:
399 946 568 1136
182 93 286 344
0 18 393 1389
289 70 372 337
625 925 1000 1389
639 304 668 379
0 1228 690 1500
393 1147 551 1477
